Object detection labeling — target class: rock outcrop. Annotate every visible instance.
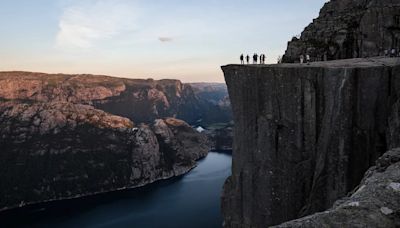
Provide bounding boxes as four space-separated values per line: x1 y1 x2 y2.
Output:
222 57 400 227
0 72 209 211
274 148 400 228
282 0 400 63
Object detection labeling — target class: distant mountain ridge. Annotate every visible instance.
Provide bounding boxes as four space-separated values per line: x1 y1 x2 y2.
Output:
0 72 230 126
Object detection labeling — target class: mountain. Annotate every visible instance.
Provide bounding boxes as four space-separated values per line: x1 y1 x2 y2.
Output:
0 71 210 211
0 72 231 126
221 1 400 226
187 82 232 125
189 83 233 150
282 0 400 63
189 83 231 108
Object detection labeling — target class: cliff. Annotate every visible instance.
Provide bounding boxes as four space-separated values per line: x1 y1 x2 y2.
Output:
274 148 400 228
222 57 400 227
0 72 209 211
282 0 400 63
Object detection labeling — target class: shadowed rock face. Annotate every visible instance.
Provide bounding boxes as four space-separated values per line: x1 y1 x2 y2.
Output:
189 83 233 125
189 83 233 150
274 148 400 228
0 72 209 211
282 0 400 63
222 57 400 227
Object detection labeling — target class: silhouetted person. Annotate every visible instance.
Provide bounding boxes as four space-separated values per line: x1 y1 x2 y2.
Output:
240 54 244 64
246 55 250 64
262 54 266 64
253 53 258 64
391 48 396 57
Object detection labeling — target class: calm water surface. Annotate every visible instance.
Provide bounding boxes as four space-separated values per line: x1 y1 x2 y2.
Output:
1 152 231 228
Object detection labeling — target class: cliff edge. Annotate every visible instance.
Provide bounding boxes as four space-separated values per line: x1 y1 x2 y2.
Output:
222 57 400 227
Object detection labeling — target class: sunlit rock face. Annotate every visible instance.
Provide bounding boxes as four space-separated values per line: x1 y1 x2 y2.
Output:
222 57 400 227
0 72 230 126
282 0 400 63
0 72 209 211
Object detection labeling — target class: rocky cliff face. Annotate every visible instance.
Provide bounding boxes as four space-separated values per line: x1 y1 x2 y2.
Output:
274 148 400 228
282 0 400 63
205 123 233 151
189 83 231 109
190 83 233 150
187 83 232 126
222 57 400 227
0 72 209 211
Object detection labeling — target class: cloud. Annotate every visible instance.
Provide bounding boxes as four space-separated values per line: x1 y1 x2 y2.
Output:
56 0 136 49
158 37 173 42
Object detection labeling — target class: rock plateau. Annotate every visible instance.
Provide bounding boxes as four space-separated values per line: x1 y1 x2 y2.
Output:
222 57 400 227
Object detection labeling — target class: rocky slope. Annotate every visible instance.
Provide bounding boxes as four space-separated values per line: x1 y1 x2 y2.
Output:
282 0 400 63
0 72 209 211
205 123 233 151
274 148 400 228
188 82 232 125
189 83 233 150
189 83 231 109
222 57 400 227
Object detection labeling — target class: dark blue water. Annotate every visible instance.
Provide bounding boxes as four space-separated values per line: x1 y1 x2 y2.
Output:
1 152 231 228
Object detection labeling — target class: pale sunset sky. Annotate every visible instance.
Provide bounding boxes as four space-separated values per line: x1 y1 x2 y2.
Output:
0 0 327 82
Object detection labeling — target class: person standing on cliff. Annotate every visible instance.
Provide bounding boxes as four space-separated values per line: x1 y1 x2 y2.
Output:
384 50 389 57
306 54 311 64
246 55 250 64
391 48 396 57
240 54 244 64
253 53 258 64
300 55 304 64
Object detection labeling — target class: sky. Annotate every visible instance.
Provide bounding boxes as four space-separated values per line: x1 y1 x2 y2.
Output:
0 0 328 82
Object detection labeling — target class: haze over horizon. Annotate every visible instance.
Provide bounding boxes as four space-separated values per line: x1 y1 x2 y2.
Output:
0 0 327 82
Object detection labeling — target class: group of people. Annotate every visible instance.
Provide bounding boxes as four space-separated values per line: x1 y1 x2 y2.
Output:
240 48 399 66
299 54 311 64
240 53 267 64
384 48 400 57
